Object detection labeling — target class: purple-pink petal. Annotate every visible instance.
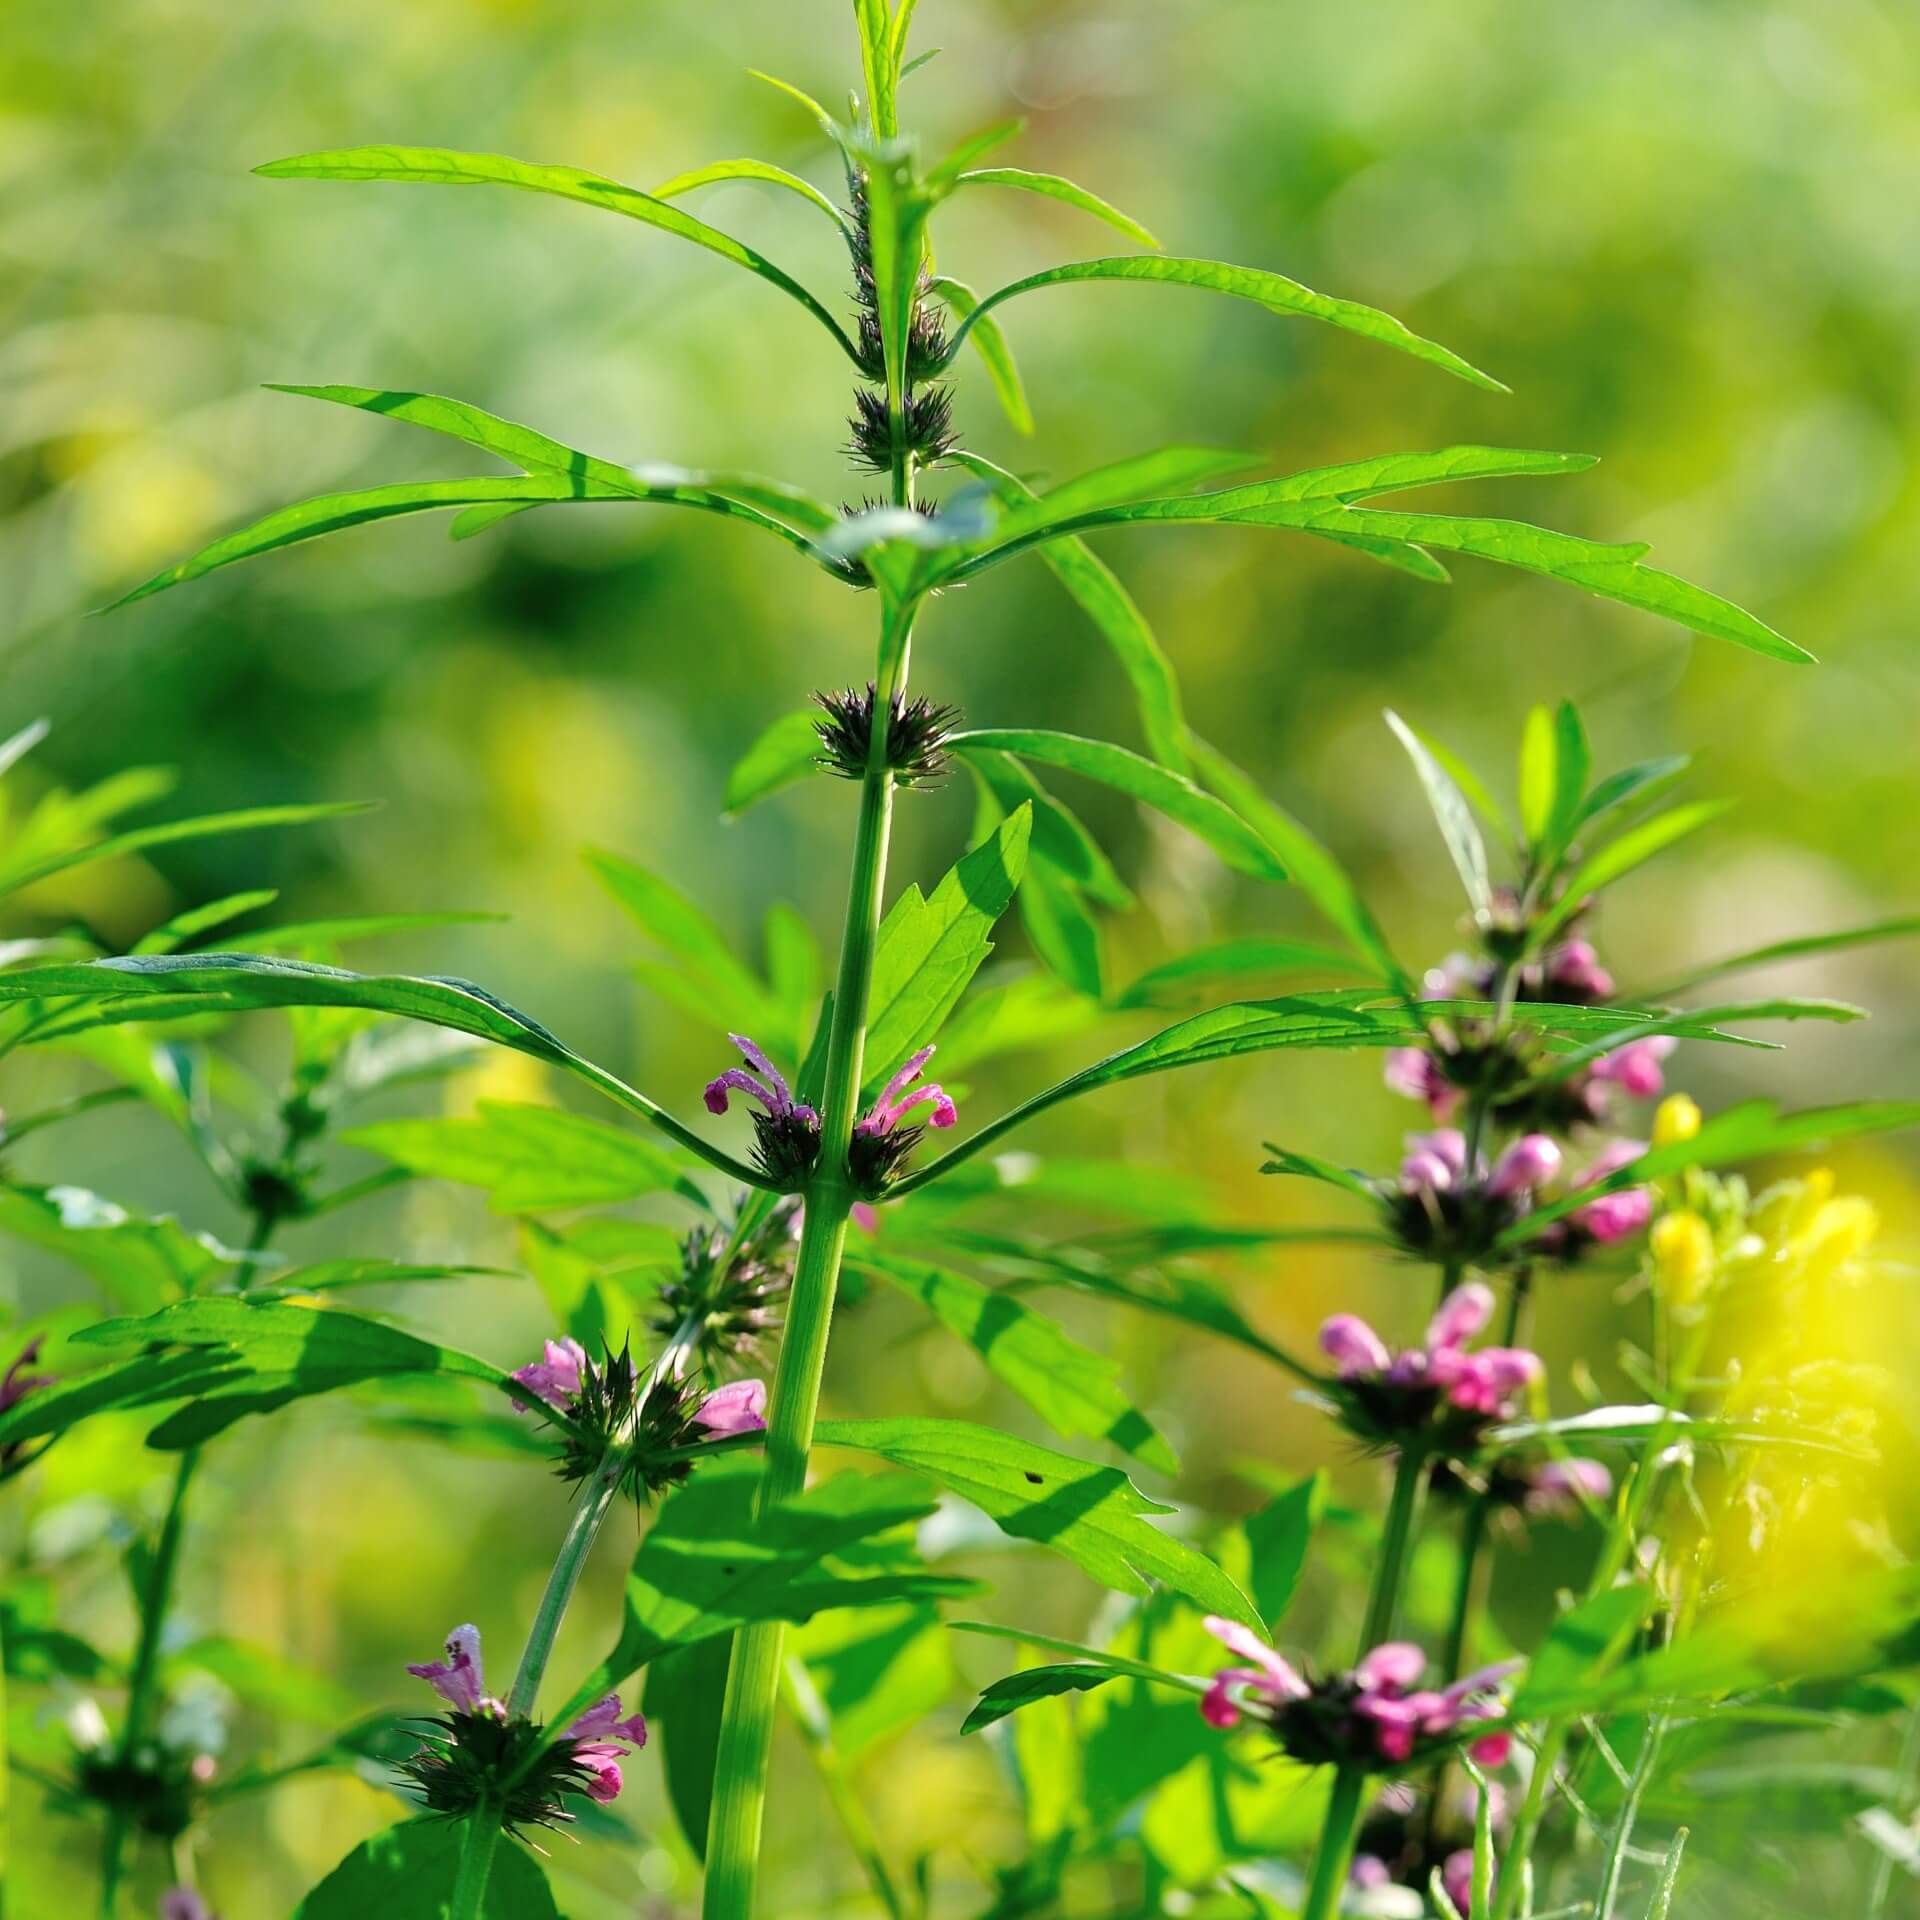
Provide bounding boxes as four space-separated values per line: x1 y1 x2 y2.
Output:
1487 1132 1562 1198
1201 1615 1309 1700
695 1379 768 1435
1354 1641 1427 1696
1426 1281 1495 1353
1319 1313 1391 1378
407 1623 488 1714
1575 1188 1653 1242
511 1337 587 1413
1591 1036 1676 1099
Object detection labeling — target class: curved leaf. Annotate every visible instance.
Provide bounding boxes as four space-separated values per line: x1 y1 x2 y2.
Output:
650 156 850 234
723 710 824 818
256 146 860 361
940 255 1504 391
929 283 1034 434
1642 915 1920 1000
954 168 1158 247
1386 708 1491 916
1531 800 1734 944
1115 937 1368 1009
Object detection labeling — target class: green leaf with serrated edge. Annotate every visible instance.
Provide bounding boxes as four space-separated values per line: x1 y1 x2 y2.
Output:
950 453 1183 765
950 731 1285 881
817 1418 1260 1626
860 1252 1175 1472
1186 737 1409 991
1260 1145 1377 1203
964 750 1132 908
556 1457 977 1720
1498 1099 1920 1247
345 1100 706 1212
1524 996 1863 1086
1244 1471 1326 1629
651 156 851 233
723 710 822 817
1576 753 1690 829
929 284 1034 434
0 954 769 1187
862 807 1030 1090
0 801 370 899
1506 1582 1658 1718
257 147 860 359
962 1665 1123 1734
890 990 1425 1195
1115 937 1372 1009
1386 708 1490 915
109 473 836 608
1531 799 1733 945
0 1184 235 1312
293 1818 560 1919
588 848 779 1028
1641 915 1920 999
953 168 1159 247
269 383 840 533
937 256 1504 391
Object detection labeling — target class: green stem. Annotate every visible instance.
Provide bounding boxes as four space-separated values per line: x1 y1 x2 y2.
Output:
448 1811 502 1920
701 602 910 1920
1300 1766 1368 1920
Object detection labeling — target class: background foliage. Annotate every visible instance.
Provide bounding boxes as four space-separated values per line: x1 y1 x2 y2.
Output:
3 0 1917 1913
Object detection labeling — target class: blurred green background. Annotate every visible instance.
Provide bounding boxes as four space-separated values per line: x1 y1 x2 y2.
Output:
3 0 1918 1913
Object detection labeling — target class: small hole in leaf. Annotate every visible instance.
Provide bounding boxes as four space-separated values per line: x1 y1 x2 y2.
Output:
1024 1472 1044 1485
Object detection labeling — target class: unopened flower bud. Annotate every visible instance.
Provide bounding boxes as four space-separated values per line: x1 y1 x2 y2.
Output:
1652 1093 1702 1147
1651 1209 1714 1307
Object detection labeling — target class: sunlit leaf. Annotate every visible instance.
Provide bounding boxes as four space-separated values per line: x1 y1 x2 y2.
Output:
1641 915 1920 998
953 167 1158 247
1115 936 1372 1010
723 711 823 818
1386 708 1490 916
651 156 851 234
1531 800 1733 944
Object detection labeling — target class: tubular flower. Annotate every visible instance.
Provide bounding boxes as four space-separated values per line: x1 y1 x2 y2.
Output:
511 1337 587 1413
1317 1281 1544 1448
704 1035 821 1187
848 1045 957 1198
1378 1131 1562 1266
1590 1035 1677 1101
1534 1138 1655 1260
562 1693 650 1804
1383 1045 1462 1121
694 1378 767 1435
1199 1621 1515 1773
407 1623 504 1719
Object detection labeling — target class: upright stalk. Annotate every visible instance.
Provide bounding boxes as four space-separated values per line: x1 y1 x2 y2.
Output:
1301 1445 1428 1920
702 598 912 1920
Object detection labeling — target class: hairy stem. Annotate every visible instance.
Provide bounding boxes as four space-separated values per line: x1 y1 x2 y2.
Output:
447 1809 502 1920
701 601 911 1920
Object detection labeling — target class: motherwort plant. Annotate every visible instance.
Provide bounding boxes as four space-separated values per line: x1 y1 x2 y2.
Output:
3 6 1919 1919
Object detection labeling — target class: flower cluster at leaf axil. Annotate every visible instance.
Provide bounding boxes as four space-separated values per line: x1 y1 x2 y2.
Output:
814 684 957 788
1319 1280 1543 1451
705 1035 821 1187
650 1195 803 1364
511 1335 765 1499
1200 1619 1513 1772
1375 1128 1562 1262
403 1625 646 1831
848 1044 957 1198
61 1685 224 1843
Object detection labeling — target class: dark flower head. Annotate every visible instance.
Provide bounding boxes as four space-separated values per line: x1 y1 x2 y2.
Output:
814 683 959 787
652 1196 802 1364
1374 1129 1560 1267
846 384 956 474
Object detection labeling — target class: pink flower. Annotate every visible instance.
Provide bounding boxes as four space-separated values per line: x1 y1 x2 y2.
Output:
1 1335 49 1414
511 1337 587 1413
565 1691 648 1803
1385 1047 1461 1120
1525 1457 1614 1517
694 1378 767 1435
856 1045 957 1136
1591 1035 1677 1101
406 1624 505 1718
850 1202 880 1233
1355 1641 1428 1693
1427 1281 1495 1353
1349 1854 1392 1889
1353 1650 1518 1767
1545 938 1614 1002
160 1893 216 1920
1570 1138 1652 1244
704 1034 819 1127
1198 1615 1309 1729
1320 1314 1392 1377
1486 1133 1562 1200
1400 1128 1469 1194
1442 1848 1481 1914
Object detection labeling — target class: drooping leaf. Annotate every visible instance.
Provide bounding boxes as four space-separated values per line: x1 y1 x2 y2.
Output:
961 1663 1125 1734
817 1417 1260 1627
939 255 1505 391
344 1100 707 1212
953 168 1159 247
962 751 1131 907
1641 915 1920 999
961 446 1267 555
257 147 859 359
723 711 823 817
929 284 1034 434
860 1251 1175 1471
863 807 1031 1090
650 156 851 233
949 731 1286 881
293 1818 560 1920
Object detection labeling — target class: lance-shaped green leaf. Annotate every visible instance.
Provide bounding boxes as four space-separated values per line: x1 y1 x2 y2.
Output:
951 167 1158 247
1187 737 1409 992
962 1664 1127 1734
651 156 851 234
1115 937 1369 1009
256 147 860 359
1499 1098 1920 1247
723 710 824 817
818 1417 1260 1627
1518 699 1590 871
0 800 370 899
1530 800 1734 945
344 1100 707 1212
559 1457 977 1717
950 453 1184 766
236 909 507 954
1260 1145 1378 1203
1641 915 1920 999
1577 753 1691 830
0 1185 240 1313
936 255 1504 391
1386 709 1490 916
962 751 1131 908
862 807 1031 1090
1523 996 1864 1087
0 955 771 1187
860 1251 1175 1472
949 731 1286 881
929 283 1034 434
891 990 1424 1193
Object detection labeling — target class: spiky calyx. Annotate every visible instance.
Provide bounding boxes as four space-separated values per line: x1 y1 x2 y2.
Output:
651 1198 801 1365
845 385 956 474
398 1710 598 1837
525 1342 734 1502
847 1120 925 1201
814 684 959 788
70 1749 202 1841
